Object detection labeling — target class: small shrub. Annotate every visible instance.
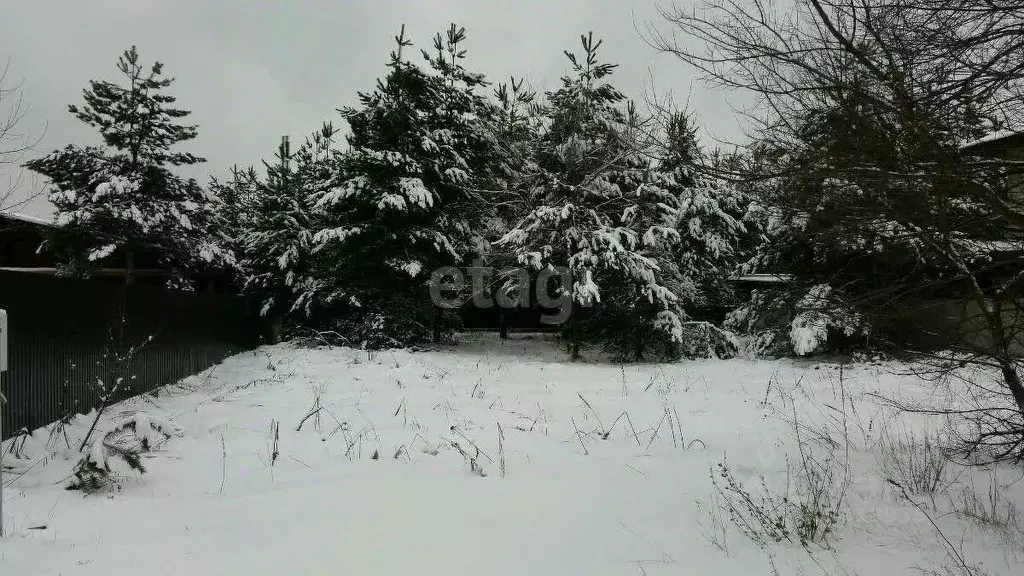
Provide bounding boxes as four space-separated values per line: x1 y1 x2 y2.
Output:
879 428 953 498
723 292 789 358
714 460 790 545
678 321 740 359
4 428 31 459
952 471 1022 541
792 453 844 545
713 449 845 549
712 370 853 549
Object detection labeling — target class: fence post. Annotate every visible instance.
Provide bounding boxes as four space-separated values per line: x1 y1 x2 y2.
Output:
1 307 8 538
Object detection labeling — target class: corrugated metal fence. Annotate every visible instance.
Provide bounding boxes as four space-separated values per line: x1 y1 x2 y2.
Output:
1 270 262 438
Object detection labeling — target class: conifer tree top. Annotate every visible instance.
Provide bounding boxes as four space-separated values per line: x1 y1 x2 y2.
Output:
69 46 203 167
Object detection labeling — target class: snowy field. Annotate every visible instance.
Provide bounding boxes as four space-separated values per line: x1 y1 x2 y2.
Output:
2 334 1023 575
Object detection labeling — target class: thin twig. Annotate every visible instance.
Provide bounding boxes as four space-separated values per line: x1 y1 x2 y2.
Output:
219 434 226 495
571 418 590 455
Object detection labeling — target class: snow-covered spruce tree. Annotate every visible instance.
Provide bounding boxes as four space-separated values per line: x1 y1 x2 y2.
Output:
300 25 499 347
25 46 231 282
721 144 874 358
416 24 501 264
496 33 690 361
707 145 771 270
579 151 692 361
583 120 746 360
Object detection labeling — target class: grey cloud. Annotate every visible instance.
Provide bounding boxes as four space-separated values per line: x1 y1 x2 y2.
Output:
0 0 749 217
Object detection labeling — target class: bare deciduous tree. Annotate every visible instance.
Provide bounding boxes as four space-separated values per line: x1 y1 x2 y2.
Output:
0 59 44 215
648 0 1024 461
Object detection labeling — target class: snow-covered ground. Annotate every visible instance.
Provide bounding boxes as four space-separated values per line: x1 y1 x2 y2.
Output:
2 334 1023 575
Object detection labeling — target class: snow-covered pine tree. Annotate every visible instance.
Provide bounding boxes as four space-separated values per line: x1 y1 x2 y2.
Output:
68 411 180 494
241 124 337 321
240 136 300 318
707 145 770 270
490 77 541 233
25 46 231 282
302 24 499 347
487 78 543 324
285 123 340 316
418 24 501 265
209 164 261 265
496 33 687 360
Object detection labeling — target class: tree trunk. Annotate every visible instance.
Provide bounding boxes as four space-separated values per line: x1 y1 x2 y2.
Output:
499 308 508 340
567 313 580 361
124 249 135 285
1000 359 1024 417
633 328 645 362
269 317 284 344
980 293 1024 416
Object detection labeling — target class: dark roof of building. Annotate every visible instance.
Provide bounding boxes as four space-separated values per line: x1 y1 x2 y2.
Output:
960 130 1024 154
0 211 53 228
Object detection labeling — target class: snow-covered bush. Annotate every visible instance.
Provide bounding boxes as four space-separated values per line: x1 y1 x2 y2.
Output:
325 310 435 351
67 412 179 494
724 290 790 358
789 285 867 356
726 284 868 357
678 322 741 359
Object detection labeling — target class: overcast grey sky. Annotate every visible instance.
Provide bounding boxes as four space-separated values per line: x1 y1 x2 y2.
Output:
0 0 748 218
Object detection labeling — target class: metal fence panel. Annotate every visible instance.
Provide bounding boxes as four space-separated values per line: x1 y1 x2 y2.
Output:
0 270 261 438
